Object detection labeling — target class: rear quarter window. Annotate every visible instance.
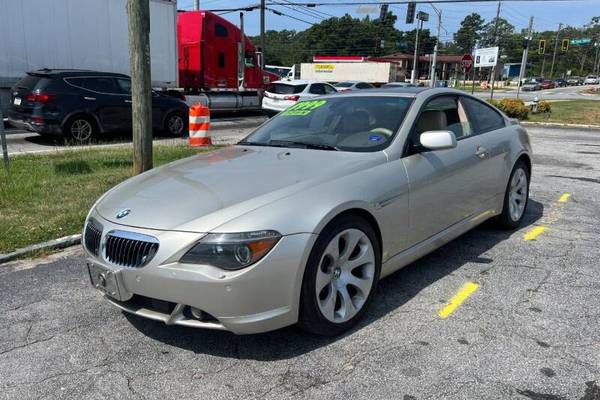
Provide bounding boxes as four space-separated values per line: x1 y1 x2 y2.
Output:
461 97 505 134
270 83 307 94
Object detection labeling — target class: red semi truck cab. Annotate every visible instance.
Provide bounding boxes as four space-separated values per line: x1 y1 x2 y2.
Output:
178 11 278 92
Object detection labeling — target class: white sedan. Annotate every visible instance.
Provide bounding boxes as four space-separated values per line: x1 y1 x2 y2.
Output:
262 80 337 115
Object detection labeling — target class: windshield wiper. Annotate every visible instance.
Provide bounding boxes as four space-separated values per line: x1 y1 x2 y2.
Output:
268 140 340 151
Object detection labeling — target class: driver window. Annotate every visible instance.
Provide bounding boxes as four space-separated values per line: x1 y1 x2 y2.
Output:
309 84 325 95
414 96 471 140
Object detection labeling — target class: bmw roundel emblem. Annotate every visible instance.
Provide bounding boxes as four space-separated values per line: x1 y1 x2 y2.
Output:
116 208 131 219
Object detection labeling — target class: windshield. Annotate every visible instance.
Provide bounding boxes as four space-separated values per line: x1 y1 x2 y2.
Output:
268 83 307 94
335 82 354 88
241 96 413 152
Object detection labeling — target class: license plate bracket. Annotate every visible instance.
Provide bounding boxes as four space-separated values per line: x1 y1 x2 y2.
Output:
87 262 124 301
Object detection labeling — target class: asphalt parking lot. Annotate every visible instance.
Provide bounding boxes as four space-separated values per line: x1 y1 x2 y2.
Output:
1 126 599 400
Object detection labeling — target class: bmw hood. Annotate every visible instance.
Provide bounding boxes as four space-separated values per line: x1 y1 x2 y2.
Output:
95 146 385 232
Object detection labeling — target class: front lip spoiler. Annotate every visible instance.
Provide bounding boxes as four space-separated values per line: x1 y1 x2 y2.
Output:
106 296 228 331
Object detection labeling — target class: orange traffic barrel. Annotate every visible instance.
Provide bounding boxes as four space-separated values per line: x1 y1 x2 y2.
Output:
189 103 212 147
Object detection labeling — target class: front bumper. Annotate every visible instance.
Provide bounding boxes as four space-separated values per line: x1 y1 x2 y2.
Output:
84 212 317 334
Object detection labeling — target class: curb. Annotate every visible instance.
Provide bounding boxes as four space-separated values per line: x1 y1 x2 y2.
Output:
521 121 600 130
0 234 81 265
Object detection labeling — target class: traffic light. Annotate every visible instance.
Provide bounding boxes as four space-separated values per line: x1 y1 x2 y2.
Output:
538 39 546 54
406 1 416 24
561 39 569 52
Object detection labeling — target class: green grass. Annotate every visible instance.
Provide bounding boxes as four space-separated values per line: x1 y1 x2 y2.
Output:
528 100 600 125
0 145 216 254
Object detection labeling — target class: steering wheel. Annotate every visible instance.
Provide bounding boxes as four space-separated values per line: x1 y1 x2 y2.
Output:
369 128 393 137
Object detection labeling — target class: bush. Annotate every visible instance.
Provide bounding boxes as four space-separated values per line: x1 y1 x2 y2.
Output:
489 98 529 120
537 100 552 113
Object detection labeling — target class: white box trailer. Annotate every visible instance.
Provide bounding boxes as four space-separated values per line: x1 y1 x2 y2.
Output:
299 62 400 84
0 0 178 88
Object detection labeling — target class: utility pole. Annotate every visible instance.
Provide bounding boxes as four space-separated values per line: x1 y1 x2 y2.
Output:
489 0 501 100
0 103 8 173
260 0 265 68
194 0 199 11
549 22 563 78
517 16 534 99
429 9 442 87
127 0 153 174
411 19 421 84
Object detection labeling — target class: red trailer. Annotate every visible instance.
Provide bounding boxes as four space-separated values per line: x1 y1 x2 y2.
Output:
178 11 279 111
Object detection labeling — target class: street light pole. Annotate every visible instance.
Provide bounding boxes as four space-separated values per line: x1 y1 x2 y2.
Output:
549 22 563 78
411 19 421 84
194 0 199 11
517 16 534 100
429 9 442 87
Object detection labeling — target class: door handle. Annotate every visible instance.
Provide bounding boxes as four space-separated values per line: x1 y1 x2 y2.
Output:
475 146 489 159
83 96 96 101
124 99 132 103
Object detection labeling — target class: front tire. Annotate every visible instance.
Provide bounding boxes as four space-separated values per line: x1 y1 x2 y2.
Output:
495 160 530 229
299 215 381 336
164 111 187 136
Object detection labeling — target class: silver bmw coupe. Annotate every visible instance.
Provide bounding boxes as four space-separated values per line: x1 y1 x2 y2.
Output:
83 88 531 336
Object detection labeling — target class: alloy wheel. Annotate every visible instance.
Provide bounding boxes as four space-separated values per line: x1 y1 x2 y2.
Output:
70 119 93 142
316 228 376 323
509 167 528 222
167 114 184 135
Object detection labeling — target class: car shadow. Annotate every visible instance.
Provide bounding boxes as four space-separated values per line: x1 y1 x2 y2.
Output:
125 199 544 361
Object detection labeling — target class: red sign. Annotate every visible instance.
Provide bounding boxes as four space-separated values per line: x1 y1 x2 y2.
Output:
461 54 473 73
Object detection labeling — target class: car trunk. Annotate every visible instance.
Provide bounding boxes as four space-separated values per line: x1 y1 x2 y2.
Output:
10 74 51 115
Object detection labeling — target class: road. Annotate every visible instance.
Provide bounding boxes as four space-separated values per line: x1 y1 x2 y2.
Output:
473 84 600 101
2 113 267 155
1 125 599 400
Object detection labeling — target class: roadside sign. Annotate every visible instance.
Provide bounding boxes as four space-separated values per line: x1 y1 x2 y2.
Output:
461 54 473 73
570 38 592 46
474 47 499 68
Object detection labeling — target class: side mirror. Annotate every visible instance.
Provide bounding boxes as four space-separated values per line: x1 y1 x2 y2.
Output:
419 130 457 151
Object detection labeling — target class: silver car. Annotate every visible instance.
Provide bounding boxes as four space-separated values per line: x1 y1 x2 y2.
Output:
83 88 532 336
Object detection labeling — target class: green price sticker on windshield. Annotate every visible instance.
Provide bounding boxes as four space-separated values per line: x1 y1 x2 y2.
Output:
281 100 327 116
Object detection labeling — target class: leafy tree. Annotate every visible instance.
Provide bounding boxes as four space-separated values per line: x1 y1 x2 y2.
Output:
479 17 515 49
454 13 485 53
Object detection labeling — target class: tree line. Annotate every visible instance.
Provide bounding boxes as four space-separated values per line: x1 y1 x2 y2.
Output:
251 11 600 78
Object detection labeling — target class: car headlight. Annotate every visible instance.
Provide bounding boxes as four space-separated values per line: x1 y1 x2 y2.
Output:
179 230 281 270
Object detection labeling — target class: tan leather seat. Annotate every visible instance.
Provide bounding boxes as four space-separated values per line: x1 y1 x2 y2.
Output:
416 110 447 133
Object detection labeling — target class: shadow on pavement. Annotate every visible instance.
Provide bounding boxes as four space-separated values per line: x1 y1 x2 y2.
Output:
125 199 544 361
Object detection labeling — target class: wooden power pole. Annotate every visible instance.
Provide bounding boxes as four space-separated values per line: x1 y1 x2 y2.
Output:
127 0 153 174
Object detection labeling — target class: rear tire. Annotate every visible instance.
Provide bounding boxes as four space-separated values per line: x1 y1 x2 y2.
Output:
495 160 530 229
298 215 381 336
63 114 97 143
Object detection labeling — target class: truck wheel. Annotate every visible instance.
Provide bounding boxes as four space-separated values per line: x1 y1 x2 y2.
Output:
165 111 187 136
64 115 96 143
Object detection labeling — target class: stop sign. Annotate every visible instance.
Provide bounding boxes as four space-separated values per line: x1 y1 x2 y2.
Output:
461 54 473 73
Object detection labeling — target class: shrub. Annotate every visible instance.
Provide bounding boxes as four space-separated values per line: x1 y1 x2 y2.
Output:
491 98 529 120
537 100 552 113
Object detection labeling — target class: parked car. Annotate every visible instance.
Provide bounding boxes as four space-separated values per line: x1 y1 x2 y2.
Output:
261 80 338 115
567 76 583 86
334 81 374 92
540 80 555 90
521 79 541 91
553 78 568 87
84 88 532 336
7 69 188 142
381 82 417 88
583 75 599 85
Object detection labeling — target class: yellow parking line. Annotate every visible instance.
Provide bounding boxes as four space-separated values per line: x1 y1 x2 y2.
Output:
558 193 571 203
438 282 479 319
523 226 547 241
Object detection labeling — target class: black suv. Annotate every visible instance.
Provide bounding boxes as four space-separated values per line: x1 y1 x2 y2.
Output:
8 69 188 142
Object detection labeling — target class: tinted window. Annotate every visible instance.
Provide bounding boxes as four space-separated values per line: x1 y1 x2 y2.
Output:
16 75 44 90
215 23 228 37
309 84 326 95
243 96 413 152
116 78 132 94
65 77 85 88
323 84 337 94
82 78 118 93
218 52 225 68
334 82 354 88
414 96 472 141
269 83 307 94
461 97 505 134
356 82 373 89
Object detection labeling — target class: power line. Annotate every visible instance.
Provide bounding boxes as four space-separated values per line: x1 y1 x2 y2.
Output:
266 0 582 5
266 7 317 24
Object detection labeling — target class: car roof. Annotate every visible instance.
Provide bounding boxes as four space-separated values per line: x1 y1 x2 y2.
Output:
272 79 322 85
27 69 130 79
313 87 453 100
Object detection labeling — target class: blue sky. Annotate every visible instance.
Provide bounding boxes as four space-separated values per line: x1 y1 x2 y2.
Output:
178 0 598 41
